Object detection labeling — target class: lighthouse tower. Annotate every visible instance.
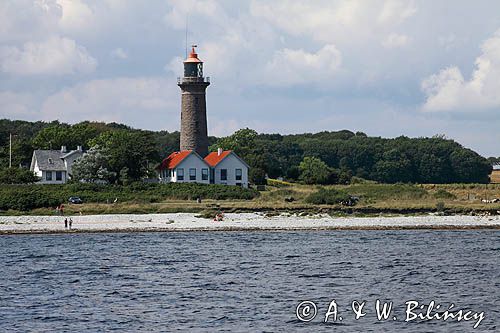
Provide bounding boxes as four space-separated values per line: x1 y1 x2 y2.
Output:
178 46 210 157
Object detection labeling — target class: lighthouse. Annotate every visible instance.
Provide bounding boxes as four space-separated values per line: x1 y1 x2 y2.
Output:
178 45 210 157
158 45 249 187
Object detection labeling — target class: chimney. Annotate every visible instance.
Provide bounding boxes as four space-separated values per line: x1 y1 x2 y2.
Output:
217 148 223 156
77 145 83 152
61 146 67 153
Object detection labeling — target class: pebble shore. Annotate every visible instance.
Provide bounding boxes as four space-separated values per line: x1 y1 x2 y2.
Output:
0 213 499 234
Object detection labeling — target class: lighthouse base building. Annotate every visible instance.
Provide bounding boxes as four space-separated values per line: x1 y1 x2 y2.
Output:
158 46 249 187
158 149 249 188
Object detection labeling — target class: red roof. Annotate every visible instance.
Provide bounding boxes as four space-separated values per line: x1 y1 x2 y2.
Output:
204 150 232 167
184 46 202 63
160 150 192 169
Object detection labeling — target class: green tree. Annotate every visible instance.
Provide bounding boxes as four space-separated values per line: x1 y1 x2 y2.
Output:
211 128 258 156
89 130 158 183
32 123 73 149
299 156 331 184
72 145 115 183
0 168 39 184
249 168 267 185
487 157 500 166
450 149 492 183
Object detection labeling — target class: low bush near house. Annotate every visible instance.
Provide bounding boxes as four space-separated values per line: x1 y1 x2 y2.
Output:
305 188 351 205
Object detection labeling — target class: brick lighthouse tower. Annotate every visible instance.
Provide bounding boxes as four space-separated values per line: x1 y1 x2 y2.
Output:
178 45 210 157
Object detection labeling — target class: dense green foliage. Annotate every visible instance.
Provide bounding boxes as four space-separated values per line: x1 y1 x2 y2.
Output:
71 145 115 183
213 129 492 184
0 168 39 184
299 156 331 184
0 119 492 185
0 183 259 211
305 188 351 205
487 157 500 166
89 131 159 182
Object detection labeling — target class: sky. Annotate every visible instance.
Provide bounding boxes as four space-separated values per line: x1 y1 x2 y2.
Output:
0 0 499 157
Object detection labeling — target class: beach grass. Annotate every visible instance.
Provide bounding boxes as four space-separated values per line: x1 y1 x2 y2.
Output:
1 182 499 216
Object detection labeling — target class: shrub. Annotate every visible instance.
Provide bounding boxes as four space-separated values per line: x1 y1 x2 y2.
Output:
350 176 377 184
249 168 267 185
433 189 456 199
347 184 427 200
267 179 293 187
0 183 259 211
305 188 351 205
0 168 39 184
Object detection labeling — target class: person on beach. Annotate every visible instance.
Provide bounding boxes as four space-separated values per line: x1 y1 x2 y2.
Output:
214 212 224 222
69 218 73 230
64 218 68 229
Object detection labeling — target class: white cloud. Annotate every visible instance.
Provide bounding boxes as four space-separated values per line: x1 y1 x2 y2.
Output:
40 77 178 127
422 29 500 112
0 36 97 75
0 91 38 118
250 0 417 44
110 48 128 59
0 0 61 42
264 44 342 85
377 0 417 25
56 0 94 32
164 0 220 31
382 33 409 48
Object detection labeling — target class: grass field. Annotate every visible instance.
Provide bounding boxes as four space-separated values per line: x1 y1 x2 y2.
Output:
4 181 499 216
491 170 500 184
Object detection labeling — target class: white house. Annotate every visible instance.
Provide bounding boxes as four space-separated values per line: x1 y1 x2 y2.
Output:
204 149 249 188
30 146 83 184
158 150 210 184
158 148 249 188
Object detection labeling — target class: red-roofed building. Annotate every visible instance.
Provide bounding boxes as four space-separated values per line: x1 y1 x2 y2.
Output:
158 150 210 184
158 148 249 187
204 149 249 188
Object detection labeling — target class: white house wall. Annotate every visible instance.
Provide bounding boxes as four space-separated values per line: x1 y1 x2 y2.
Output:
161 153 210 184
32 160 42 178
63 152 83 177
214 154 248 188
38 170 67 184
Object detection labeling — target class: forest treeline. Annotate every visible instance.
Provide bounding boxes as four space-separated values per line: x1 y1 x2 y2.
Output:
0 119 494 184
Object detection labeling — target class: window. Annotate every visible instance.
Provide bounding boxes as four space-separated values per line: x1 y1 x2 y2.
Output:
46 171 52 181
168 169 172 177
56 171 62 181
220 169 227 181
189 168 196 180
177 168 184 180
202 168 209 181
236 168 242 181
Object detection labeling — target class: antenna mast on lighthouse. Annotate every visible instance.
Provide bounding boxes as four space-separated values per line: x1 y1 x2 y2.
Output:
185 15 189 59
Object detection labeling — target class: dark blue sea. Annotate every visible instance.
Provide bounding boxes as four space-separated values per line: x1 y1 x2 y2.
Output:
0 230 498 332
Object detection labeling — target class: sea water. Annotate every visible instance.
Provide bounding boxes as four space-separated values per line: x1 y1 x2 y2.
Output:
0 230 498 332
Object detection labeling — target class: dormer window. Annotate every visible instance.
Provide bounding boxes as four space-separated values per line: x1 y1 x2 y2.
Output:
48 158 53 164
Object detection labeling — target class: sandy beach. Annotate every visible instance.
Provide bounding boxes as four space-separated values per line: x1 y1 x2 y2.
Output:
0 213 499 234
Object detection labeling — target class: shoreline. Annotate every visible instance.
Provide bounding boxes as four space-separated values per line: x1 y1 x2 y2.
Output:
0 213 499 235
